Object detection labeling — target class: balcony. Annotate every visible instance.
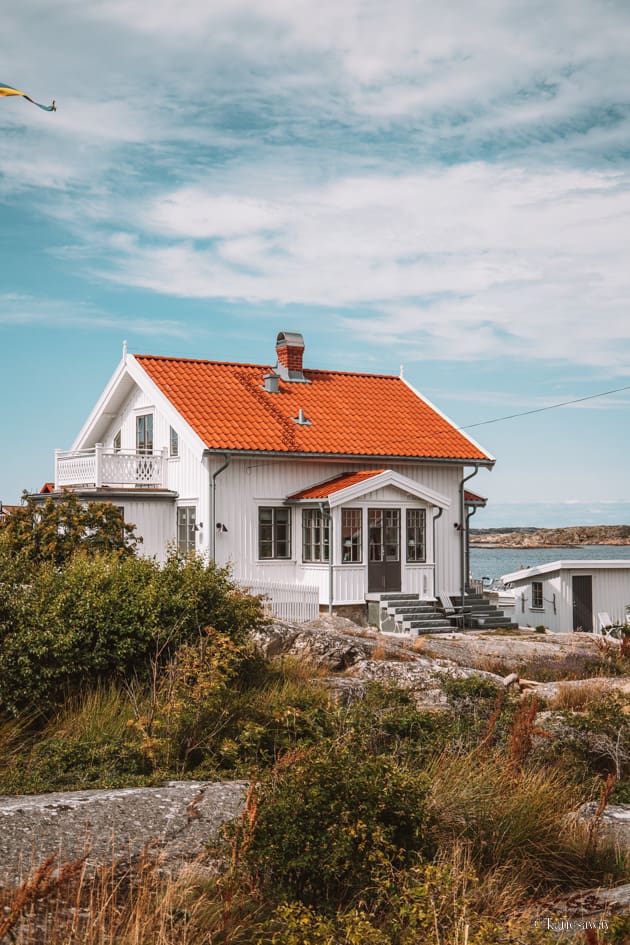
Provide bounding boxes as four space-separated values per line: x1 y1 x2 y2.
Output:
55 445 167 490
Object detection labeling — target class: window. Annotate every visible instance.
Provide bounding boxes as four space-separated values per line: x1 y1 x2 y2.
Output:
406 508 426 562
177 506 196 554
113 430 121 453
136 414 153 454
341 508 362 562
302 508 329 562
258 507 291 559
532 581 543 609
169 426 179 457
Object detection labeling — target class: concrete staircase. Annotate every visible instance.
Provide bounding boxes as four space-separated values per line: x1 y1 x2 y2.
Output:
372 592 519 635
373 593 454 635
447 593 520 630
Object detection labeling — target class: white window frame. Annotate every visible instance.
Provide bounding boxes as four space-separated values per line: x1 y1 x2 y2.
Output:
258 506 292 560
177 505 196 555
406 508 426 563
136 413 154 455
169 426 179 458
302 507 330 563
341 508 362 563
531 581 544 610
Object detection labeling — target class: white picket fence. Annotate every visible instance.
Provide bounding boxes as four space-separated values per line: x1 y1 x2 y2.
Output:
241 580 320 623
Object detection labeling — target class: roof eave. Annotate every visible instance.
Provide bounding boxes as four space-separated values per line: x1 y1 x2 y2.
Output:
202 447 494 467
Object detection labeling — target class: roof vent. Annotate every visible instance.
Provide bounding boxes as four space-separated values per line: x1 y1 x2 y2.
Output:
276 330 309 383
293 408 311 426
263 373 279 394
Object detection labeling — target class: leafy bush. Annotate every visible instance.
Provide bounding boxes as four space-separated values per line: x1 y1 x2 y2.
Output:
233 741 433 908
0 491 140 569
0 551 266 714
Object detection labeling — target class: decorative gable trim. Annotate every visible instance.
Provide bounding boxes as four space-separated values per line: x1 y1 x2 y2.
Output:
71 353 207 458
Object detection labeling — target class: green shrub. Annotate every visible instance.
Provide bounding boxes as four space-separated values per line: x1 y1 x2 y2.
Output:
0 551 266 714
233 740 433 909
0 491 140 570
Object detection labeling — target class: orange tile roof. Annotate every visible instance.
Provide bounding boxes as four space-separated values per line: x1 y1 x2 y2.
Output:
135 356 492 462
287 470 386 501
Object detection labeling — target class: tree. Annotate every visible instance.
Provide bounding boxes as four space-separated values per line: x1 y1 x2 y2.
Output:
0 491 141 568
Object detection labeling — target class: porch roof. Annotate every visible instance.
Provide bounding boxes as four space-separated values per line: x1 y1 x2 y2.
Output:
286 468 450 510
287 469 386 500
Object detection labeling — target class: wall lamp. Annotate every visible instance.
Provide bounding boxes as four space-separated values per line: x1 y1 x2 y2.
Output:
216 522 228 533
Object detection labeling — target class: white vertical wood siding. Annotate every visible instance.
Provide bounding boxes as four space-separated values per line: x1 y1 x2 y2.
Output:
114 499 176 565
98 383 211 559
213 456 467 602
507 567 630 632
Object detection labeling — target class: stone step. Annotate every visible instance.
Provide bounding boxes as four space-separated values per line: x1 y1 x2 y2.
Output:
378 592 420 602
405 617 453 628
404 613 452 625
410 624 460 637
389 605 441 616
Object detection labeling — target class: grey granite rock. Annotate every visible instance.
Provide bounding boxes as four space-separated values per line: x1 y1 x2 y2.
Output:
0 780 248 887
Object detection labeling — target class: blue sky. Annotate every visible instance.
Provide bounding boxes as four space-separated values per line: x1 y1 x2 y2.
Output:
2 0 630 526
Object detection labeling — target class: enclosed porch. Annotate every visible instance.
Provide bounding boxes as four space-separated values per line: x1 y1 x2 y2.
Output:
285 468 451 608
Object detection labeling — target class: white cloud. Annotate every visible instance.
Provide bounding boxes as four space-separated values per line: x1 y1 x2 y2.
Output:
92 163 630 368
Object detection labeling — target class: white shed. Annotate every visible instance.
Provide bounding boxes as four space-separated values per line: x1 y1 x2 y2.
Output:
501 560 630 633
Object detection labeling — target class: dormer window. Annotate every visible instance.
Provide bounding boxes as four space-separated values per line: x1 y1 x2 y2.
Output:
170 426 179 458
113 430 121 453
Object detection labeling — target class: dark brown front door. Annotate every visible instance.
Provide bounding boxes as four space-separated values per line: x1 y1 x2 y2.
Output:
572 575 593 632
368 508 401 592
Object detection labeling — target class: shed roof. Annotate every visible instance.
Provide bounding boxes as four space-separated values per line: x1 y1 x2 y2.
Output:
502 559 630 583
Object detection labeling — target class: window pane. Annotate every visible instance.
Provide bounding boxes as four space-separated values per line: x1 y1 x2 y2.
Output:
170 426 179 457
406 508 426 562
342 508 362 563
136 414 153 454
259 507 291 559
177 506 196 554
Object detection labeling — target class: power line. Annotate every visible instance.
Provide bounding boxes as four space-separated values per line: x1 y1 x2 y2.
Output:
459 383 630 432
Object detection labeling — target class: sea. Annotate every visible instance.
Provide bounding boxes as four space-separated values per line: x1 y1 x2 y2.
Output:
470 545 630 582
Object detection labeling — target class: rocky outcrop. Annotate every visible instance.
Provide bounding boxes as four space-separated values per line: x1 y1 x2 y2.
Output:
577 802 630 851
0 780 247 887
471 524 630 547
547 882 630 921
254 620 504 708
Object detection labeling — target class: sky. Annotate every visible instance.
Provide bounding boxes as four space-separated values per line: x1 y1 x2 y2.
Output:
2 0 630 527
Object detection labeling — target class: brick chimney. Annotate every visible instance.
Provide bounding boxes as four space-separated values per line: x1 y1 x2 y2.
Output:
275 331 308 382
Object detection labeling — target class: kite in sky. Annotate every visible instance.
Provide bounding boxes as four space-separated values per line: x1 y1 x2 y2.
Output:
0 83 56 111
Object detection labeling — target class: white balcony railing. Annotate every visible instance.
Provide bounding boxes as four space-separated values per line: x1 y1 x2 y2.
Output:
55 444 167 490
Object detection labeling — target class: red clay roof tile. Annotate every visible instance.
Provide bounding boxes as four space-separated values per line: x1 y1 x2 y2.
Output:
135 355 491 462
287 470 387 500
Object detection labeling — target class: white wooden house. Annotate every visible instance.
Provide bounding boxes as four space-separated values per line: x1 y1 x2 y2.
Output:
39 330 494 618
502 560 630 633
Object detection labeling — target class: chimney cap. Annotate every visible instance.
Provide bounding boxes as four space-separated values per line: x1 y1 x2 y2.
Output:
276 331 304 349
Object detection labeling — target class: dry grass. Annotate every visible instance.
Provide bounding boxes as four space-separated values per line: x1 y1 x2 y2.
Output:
426 746 625 900
0 852 257 945
548 680 611 711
